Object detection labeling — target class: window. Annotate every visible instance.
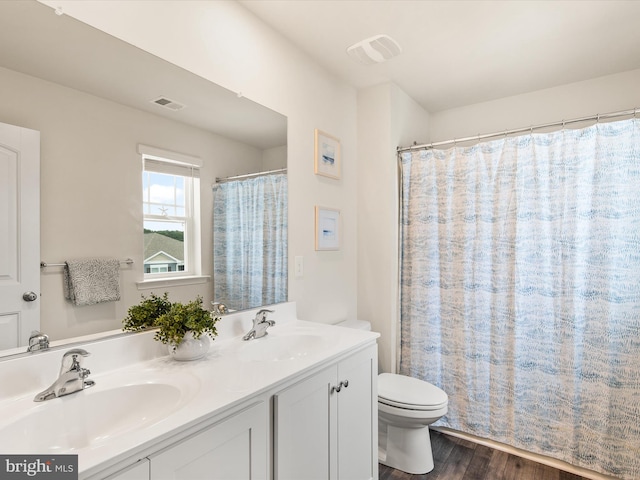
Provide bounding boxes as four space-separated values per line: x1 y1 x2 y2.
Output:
140 146 201 280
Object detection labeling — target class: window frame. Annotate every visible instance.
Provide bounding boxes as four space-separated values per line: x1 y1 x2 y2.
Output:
139 145 203 285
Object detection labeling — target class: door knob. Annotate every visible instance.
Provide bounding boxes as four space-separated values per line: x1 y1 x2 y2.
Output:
23 291 38 302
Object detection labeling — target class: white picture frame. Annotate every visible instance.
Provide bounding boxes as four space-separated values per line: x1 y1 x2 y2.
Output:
315 206 341 251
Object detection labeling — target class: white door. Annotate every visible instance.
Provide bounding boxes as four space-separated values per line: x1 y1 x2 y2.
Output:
0 122 40 350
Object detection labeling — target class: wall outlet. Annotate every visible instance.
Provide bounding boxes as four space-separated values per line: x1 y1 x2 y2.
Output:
294 256 304 278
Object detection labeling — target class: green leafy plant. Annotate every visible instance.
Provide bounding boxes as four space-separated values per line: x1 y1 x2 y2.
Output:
123 294 220 346
122 292 172 332
154 296 220 345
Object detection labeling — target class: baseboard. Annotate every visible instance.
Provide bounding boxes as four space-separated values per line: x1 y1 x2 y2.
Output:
432 427 619 480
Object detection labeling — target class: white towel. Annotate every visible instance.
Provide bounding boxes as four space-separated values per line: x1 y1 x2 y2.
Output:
63 258 121 306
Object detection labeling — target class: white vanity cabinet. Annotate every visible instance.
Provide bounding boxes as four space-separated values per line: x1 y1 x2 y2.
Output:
149 401 268 480
273 344 377 480
8 311 383 480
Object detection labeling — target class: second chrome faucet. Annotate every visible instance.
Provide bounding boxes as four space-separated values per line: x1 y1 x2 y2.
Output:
242 309 276 340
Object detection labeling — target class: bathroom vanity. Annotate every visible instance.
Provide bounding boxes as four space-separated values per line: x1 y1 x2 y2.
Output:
0 303 379 480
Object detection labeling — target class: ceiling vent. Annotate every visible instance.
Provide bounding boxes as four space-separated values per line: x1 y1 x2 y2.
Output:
150 96 185 111
346 34 402 65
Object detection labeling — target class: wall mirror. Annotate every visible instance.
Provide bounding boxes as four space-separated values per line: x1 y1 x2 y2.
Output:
0 0 287 358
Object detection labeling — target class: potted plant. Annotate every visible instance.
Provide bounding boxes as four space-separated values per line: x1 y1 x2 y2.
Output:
123 294 220 361
122 292 172 332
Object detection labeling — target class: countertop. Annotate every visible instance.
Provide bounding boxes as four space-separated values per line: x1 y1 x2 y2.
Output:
0 303 379 478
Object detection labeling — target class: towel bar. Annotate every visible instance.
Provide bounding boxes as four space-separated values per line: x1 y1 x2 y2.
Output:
40 258 134 268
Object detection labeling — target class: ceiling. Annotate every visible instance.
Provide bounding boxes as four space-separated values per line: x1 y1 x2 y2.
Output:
240 0 640 113
0 0 286 150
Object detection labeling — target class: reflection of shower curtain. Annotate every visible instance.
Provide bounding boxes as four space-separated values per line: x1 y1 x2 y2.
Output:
399 119 640 479
213 173 287 310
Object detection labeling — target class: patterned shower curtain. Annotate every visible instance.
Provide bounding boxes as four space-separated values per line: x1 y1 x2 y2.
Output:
399 119 640 479
213 173 287 310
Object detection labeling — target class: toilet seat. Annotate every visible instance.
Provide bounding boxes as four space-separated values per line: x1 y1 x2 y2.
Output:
378 373 448 411
379 397 448 411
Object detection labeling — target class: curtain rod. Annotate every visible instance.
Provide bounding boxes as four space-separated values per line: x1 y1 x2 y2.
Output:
215 167 287 184
397 107 639 153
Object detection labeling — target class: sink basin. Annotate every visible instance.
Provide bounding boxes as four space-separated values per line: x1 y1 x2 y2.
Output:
0 382 195 453
238 334 326 362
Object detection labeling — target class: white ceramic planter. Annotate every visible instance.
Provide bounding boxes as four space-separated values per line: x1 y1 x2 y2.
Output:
168 331 211 361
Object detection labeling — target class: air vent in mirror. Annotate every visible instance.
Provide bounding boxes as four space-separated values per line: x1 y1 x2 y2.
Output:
150 96 185 111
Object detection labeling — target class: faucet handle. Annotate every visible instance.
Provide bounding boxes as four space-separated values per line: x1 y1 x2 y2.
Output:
255 309 274 320
60 348 90 373
62 348 90 359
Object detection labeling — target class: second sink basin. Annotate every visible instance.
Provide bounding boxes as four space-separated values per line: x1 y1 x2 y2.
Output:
0 381 196 453
238 333 326 362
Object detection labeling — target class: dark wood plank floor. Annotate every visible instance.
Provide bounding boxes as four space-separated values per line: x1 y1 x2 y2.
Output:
379 431 588 480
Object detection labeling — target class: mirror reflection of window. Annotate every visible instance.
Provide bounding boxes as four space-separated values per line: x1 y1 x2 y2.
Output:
142 154 200 278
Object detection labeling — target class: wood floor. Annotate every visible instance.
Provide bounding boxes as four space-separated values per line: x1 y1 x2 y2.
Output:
378 431 588 480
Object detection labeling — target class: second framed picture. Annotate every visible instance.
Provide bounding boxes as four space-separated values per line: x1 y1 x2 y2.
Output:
315 206 341 251
314 129 341 179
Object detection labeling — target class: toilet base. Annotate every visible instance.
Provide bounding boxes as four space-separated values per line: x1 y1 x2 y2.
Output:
379 422 434 474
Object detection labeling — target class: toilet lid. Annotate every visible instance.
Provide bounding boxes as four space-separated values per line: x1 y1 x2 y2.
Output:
378 373 448 410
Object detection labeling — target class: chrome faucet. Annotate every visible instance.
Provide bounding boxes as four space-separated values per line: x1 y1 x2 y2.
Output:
27 330 49 352
34 348 95 402
242 309 275 340
211 302 228 315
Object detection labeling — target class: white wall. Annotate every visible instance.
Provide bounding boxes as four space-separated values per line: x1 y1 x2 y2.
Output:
262 145 287 171
0 66 263 340
430 69 640 143
39 0 359 325
357 83 430 373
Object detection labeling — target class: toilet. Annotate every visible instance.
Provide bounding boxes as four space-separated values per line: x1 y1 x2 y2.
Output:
378 372 448 474
337 319 449 475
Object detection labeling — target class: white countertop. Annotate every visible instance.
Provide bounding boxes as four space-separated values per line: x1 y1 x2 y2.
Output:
0 303 379 478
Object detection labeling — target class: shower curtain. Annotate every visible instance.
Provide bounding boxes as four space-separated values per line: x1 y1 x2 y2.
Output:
213 173 287 310
399 119 640 479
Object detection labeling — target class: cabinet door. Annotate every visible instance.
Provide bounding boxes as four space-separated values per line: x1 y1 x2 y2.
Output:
336 345 377 480
150 402 267 480
273 366 336 480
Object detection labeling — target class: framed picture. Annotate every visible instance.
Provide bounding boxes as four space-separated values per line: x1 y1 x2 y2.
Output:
314 129 341 179
315 206 341 251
